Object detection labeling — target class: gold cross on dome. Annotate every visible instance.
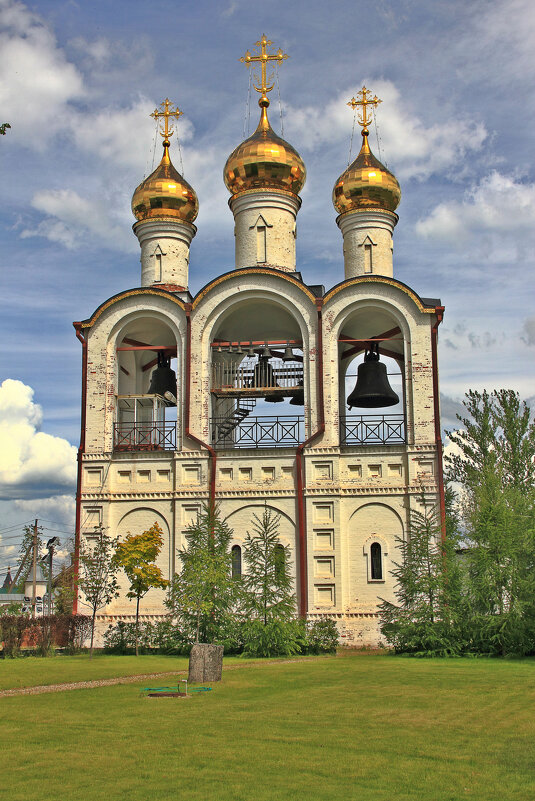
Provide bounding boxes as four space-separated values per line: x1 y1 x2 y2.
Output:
240 34 288 103
150 98 183 143
347 86 382 133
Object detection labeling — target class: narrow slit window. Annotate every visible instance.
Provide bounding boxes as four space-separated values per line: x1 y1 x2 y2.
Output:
257 225 267 263
370 542 382 580
364 243 373 273
231 545 242 579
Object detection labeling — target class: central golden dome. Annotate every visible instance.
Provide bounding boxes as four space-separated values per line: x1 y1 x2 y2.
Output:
333 132 401 215
224 100 306 196
132 140 198 223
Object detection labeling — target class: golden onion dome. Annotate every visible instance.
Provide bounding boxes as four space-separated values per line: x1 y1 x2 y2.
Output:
224 99 306 196
132 140 198 223
333 131 401 215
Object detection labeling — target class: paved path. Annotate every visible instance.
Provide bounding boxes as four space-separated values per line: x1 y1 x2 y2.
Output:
0 656 333 698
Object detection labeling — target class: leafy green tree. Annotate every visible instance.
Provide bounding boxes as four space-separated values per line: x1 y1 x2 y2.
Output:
0 123 10 135
446 390 535 655
166 504 235 643
379 495 462 655
79 534 120 658
242 508 295 625
113 523 168 656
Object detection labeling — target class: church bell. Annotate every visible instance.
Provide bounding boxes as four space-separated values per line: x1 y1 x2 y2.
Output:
148 352 177 403
252 355 283 402
346 343 399 409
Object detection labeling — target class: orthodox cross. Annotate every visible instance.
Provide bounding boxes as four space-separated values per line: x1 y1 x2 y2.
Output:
240 34 288 103
150 98 183 144
347 86 382 134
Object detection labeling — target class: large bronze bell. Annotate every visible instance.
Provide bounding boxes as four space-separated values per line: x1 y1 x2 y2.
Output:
252 355 283 403
148 352 177 402
346 344 399 409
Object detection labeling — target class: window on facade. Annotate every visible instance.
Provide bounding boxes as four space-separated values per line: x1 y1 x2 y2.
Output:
231 545 242 579
274 543 285 581
370 542 382 580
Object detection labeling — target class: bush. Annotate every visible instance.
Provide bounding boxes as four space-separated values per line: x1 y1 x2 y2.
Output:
305 618 339 654
0 614 32 658
242 619 306 658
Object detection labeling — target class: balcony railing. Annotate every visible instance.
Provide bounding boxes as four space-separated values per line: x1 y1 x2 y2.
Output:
211 360 303 398
211 416 304 449
341 415 405 446
114 422 176 451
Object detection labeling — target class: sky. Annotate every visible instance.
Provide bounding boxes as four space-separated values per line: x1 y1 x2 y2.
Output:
0 0 534 574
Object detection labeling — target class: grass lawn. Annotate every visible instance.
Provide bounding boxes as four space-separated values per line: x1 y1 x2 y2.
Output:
0 653 190 690
2 653 534 801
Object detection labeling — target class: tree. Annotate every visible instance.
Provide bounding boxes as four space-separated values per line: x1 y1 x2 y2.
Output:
113 523 168 656
242 508 295 625
166 504 236 643
379 494 462 655
78 534 120 658
0 123 10 135
446 390 535 655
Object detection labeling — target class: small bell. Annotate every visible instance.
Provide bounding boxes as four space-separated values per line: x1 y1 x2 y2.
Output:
282 345 294 362
346 343 399 409
260 343 272 358
236 343 243 354
289 380 304 406
247 345 256 358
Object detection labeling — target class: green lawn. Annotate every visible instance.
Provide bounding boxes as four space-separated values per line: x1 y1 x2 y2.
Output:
0 653 189 689
2 653 534 801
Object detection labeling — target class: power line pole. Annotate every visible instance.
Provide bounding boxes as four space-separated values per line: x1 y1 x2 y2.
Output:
32 519 38 619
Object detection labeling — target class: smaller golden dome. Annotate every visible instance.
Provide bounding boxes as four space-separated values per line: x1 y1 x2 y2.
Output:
132 141 198 223
333 132 401 215
224 100 306 197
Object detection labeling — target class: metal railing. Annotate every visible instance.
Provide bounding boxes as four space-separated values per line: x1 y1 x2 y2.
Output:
211 415 304 449
113 422 177 451
211 359 303 394
341 415 405 446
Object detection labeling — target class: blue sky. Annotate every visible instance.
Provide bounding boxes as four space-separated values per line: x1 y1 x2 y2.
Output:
0 0 534 570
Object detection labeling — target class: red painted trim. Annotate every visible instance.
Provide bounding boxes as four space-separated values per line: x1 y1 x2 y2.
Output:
185 306 216 508
295 299 325 617
72 323 87 615
431 307 446 540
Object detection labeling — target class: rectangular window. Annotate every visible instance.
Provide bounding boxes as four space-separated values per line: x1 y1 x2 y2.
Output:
137 470 151 483
347 464 362 478
257 226 267 263
117 470 132 484
261 466 275 481
85 468 103 487
388 464 402 478
219 467 233 482
156 470 170 482
368 464 382 478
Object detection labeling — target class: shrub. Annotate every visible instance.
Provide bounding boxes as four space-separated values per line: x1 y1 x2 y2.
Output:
305 618 339 654
242 619 306 658
0 614 32 658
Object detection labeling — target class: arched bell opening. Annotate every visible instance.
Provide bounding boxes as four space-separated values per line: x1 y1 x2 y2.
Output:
114 315 179 451
338 306 406 446
208 298 307 449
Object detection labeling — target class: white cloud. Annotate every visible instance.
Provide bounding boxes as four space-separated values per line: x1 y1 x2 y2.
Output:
0 379 77 499
521 316 535 347
14 494 75 528
0 0 84 146
20 188 137 252
284 80 487 181
415 172 535 262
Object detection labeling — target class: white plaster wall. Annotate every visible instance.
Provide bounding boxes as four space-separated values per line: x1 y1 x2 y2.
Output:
230 191 301 272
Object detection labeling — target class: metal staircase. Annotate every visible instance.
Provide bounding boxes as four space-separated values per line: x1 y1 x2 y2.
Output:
212 398 257 443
